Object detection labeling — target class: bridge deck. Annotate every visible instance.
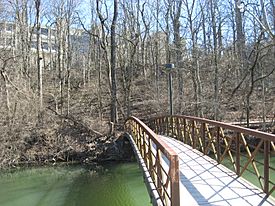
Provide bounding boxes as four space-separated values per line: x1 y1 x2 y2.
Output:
159 136 275 206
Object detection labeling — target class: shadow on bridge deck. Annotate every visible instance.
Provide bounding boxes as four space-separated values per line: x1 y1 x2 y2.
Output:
160 136 275 206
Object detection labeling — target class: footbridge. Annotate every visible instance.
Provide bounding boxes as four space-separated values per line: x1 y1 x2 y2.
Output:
124 115 275 206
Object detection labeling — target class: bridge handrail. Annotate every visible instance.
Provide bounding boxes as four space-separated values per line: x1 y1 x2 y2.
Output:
148 115 275 141
125 116 180 206
147 115 275 197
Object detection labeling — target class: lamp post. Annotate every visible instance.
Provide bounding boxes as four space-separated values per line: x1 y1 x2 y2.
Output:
165 63 174 116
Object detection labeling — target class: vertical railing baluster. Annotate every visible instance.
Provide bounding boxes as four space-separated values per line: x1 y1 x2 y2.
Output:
155 119 158 134
217 126 221 164
136 122 139 142
156 149 162 196
135 123 138 147
158 118 160 134
183 118 187 144
163 117 165 135
176 117 180 141
160 118 163 135
168 116 170 136
148 137 153 177
162 118 164 135
236 132 240 176
192 120 195 149
171 116 174 138
201 123 206 155
143 131 147 165
138 125 141 151
165 117 167 135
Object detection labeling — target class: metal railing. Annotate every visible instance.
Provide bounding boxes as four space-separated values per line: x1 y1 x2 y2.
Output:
147 115 275 197
125 116 180 206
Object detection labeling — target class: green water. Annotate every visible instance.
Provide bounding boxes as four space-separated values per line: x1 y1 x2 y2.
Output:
220 152 275 198
0 163 152 206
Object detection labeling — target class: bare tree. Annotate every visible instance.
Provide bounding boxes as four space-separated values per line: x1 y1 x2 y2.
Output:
171 0 183 113
183 0 203 116
110 0 118 130
35 0 43 116
210 0 219 120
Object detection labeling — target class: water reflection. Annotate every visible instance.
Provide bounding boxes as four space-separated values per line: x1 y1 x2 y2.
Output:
0 163 152 206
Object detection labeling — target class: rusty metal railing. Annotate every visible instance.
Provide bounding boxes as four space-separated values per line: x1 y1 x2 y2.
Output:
147 115 275 197
125 116 180 206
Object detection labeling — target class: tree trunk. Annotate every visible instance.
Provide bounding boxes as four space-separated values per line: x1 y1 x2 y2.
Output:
0 71 10 124
261 66 266 131
35 0 43 120
210 0 219 120
66 22 71 116
155 0 160 102
110 0 118 128
57 18 63 115
200 2 207 54
172 0 183 114
97 43 103 120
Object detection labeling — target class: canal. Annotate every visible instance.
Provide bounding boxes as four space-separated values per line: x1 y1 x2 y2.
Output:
0 162 152 206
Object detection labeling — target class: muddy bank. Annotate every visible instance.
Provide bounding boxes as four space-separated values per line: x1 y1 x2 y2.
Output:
0 114 134 169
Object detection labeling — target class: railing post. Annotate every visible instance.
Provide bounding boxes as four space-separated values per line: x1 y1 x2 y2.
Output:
236 133 240 176
169 117 171 136
134 122 137 142
154 119 157 132
156 149 163 196
161 117 164 134
164 117 166 135
137 125 141 150
264 140 270 194
192 120 195 149
153 119 156 133
183 118 187 143
165 117 167 135
148 137 153 175
158 118 162 134
216 126 220 163
201 123 206 155
171 116 174 138
142 131 146 161
170 155 180 206
158 118 161 134
176 117 180 141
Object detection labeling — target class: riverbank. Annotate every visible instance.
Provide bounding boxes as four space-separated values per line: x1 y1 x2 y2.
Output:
1 109 273 170
0 111 134 169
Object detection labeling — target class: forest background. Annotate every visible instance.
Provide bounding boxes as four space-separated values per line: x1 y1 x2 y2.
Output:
0 0 274 167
